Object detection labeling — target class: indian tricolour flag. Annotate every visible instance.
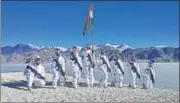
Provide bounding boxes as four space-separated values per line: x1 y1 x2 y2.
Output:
83 4 94 36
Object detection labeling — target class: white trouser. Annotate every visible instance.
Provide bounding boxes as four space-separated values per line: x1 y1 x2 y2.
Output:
112 69 124 87
99 65 108 87
142 74 153 89
26 71 45 88
72 64 81 88
129 72 137 88
84 65 94 87
52 69 65 87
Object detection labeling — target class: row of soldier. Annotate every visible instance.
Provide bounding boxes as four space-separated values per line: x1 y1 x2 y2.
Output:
24 44 155 91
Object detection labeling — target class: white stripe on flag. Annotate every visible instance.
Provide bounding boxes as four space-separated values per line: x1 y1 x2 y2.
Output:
90 10 93 18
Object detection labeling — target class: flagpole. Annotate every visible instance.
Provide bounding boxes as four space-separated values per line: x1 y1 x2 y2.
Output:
91 25 94 54
92 3 94 54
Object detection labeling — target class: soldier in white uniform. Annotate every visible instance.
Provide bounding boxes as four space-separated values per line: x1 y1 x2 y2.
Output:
110 52 125 88
96 51 111 88
142 60 155 89
70 46 83 89
127 56 141 89
24 55 46 91
82 44 95 87
50 48 66 88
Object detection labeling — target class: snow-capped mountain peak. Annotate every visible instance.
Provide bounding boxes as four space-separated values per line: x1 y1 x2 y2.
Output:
104 43 111 46
14 43 40 49
27 43 40 49
40 46 45 49
154 45 168 48
98 43 120 48
56 46 67 52
1 43 40 56
118 44 134 50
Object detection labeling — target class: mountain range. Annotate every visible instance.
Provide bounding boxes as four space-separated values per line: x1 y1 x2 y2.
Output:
1 43 179 64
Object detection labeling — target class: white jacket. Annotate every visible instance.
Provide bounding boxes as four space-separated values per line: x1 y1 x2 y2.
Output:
128 61 140 75
144 67 155 79
70 52 83 69
96 55 111 69
50 56 66 72
110 59 124 74
24 64 45 77
82 49 93 66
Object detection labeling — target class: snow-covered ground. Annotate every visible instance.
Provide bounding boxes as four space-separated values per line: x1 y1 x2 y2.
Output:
1 72 179 102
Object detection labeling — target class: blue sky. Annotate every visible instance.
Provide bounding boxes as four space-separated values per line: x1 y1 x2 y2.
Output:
2 1 179 48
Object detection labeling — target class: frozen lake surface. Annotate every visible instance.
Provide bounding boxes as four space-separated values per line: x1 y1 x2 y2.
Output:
1 62 179 90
